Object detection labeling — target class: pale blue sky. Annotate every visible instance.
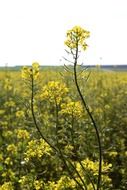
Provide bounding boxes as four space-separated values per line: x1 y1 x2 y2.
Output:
0 0 127 66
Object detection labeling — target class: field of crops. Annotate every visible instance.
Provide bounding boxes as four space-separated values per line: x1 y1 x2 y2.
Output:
0 64 127 190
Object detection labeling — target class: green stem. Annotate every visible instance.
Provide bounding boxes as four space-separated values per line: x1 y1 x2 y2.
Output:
31 74 57 151
31 74 84 190
73 44 102 190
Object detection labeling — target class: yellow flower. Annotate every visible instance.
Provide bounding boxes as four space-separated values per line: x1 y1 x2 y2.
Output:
4 100 15 107
40 81 68 104
4 78 13 91
76 158 112 176
7 144 17 153
0 182 14 190
21 62 40 80
55 176 76 189
25 139 51 161
61 101 83 118
109 151 118 157
34 180 43 190
16 110 25 118
65 25 90 51
4 157 13 165
16 129 30 140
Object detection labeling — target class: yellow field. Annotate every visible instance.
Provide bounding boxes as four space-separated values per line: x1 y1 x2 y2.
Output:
0 66 127 189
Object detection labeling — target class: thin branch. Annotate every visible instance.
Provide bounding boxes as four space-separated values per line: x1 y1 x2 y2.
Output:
31 75 57 151
73 44 102 190
64 64 73 73
30 74 85 189
65 49 71 55
62 56 74 64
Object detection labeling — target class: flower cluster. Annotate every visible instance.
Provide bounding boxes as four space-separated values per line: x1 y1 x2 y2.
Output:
64 25 90 50
16 129 30 140
76 158 112 174
7 144 17 153
21 62 39 80
40 81 69 104
24 139 52 161
0 182 14 190
60 101 83 119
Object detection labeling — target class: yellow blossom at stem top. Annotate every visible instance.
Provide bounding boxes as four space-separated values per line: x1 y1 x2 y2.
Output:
64 25 90 50
21 62 40 80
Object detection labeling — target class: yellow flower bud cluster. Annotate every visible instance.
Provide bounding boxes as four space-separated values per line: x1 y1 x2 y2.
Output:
7 144 17 153
55 176 76 189
76 158 112 176
108 151 118 157
21 62 39 80
16 110 25 118
4 78 12 91
0 182 14 190
64 144 74 155
40 81 69 104
60 101 83 119
25 139 51 161
4 100 16 107
34 180 43 190
4 157 13 166
16 129 30 140
64 25 90 50
18 175 33 188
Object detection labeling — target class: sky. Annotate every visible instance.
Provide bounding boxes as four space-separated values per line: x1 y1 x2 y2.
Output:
0 0 127 66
